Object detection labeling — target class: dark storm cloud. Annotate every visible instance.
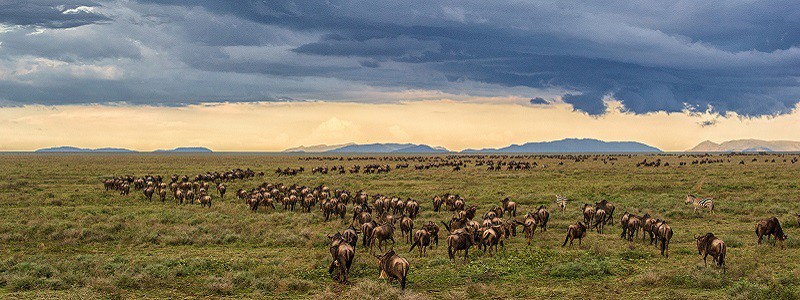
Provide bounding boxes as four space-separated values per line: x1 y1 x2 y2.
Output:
1 0 799 116
0 0 110 28
529 97 548 105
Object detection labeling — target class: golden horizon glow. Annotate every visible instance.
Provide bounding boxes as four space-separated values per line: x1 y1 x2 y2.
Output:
1 100 799 152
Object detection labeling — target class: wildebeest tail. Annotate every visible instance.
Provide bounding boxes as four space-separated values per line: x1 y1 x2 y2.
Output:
441 221 452 233
409 240 417 252
718 243 726 267
562 233 569 247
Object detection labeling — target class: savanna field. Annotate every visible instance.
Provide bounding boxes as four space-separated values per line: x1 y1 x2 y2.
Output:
2 153 800 299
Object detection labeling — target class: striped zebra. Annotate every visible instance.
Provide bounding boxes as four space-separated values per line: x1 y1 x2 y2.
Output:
686 194 714 214
555 195 568 212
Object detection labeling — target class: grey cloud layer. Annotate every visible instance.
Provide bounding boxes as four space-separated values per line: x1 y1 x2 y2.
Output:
0 0 798 115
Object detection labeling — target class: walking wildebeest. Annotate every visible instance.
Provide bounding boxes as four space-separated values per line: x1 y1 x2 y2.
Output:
656 222 673 258
370 222 396 253
593 208 606 233
595 199 615 224
562 221 587 248
500 198 517 218
422 221 440 247
375 250 410 290
515 212 538 245
535 205 550 231
446 228 476 261
409 228 431 257
755 216 787 246
342 224 359 250
327 233 355 283
626 215 641 242
695 232 726 272
620 212 630 239
399 215 414 244
583 204 596 228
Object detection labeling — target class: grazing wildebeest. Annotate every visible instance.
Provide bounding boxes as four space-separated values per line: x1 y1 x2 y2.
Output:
695 233 726 272
562 221 587 248
370 222 396 253
515 212 538 245
656 222 673 258
686 194 715 214
375 250 410 290
446 228 476 261
500 198 517 218
583 204 596 228
409 228 431 257
593 208 607 233
327 233 355 283
755 216 787 246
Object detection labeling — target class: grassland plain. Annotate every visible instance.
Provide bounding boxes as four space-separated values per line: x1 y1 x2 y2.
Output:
1 153 800 299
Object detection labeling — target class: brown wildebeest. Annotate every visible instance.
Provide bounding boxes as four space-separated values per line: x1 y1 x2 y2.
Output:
423 221 440 247
626 215 641 242
199 195 212 208
375 249 410 290
158 188 167 202
583 204 596 228
327 233 355 284
515 212 538 245
656 222 673 258
535 205 549 231
641 214 657 243
695 232 726 272
361 220 377 248
432 195 443 212
143 187 154 201
446 228 476 261
595 199 615 224
620 212 630 239
342 224 359 250
593 208 606 233
500 198 517 217
409 228 431 257
399 215 414 243
217 183 226 198
562 221 587 248
174 189 184 204
755 216 787 246
370 222 396 253
185 190 195 205
405 199 419 219
480 225 505 256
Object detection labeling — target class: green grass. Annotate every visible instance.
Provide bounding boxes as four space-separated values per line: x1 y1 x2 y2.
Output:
0 153 799 299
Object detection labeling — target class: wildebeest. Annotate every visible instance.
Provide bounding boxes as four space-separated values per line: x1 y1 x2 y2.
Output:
158 188 167 202
199 194 212 208
534 205 549 231
656 222 673 258
375 250 410 290
582 204 596 228
620 212 630 239
626 215 641 242
595 199 615 224
500 198 517 218
409 228 431 257
217 183 226 198
446 228 476 261
327 232 355 283
593 208 606 233
695 232 726 271
432 195 444 212
479 225 505 256
515 212 538 245
342 224 359 250
755 216 787 246
562 221 587 248
361 220 377 248
143 187 154 201
370 222 396 253
399 215 414 243
422 221 440 247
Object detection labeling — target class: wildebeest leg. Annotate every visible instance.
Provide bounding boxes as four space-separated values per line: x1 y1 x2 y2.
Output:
703 253 708 268
464 248 469 261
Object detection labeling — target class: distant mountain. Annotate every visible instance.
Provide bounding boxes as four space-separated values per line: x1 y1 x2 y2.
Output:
326 143 450 153
462 138 661 153
35 146 136 153
689 139 800 152
154 147 213 153
283 143 356 153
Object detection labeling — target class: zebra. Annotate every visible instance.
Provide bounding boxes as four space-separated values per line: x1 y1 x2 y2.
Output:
555 195 568 212
686 194 714 214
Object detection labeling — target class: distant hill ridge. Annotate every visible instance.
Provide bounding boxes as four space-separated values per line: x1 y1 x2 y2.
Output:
462 138 661 153
689 139 800 152
35 146 213 153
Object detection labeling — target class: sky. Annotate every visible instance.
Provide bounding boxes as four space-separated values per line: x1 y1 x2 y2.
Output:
0 1 799 151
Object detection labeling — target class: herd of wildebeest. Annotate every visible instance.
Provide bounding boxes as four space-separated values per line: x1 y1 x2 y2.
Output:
100 154 799 290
